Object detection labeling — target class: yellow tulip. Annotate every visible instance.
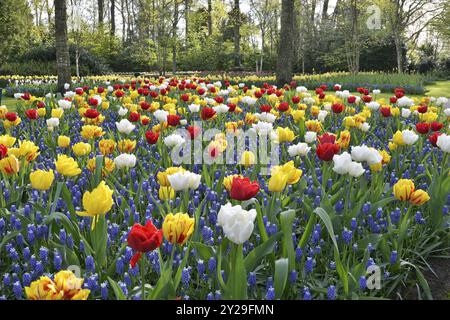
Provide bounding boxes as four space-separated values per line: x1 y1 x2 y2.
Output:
162 212 195 245
276 127 295 143
393 179 415 201
81 125 104 140
55 155 81 177
118 139 136 153
72 142 91 157
58 135 71 148
409 190 430 206
392 131 405 146
159 186 175 200
87 157 115 176
51 108 64 118
240 151 255 167
0 135 16 147
0 155 20 175
30 170 54 190
19 140 40 161
268 170 289 192
76 181 114 230
99 139 116 155
25 270 90 300
336 130 351 149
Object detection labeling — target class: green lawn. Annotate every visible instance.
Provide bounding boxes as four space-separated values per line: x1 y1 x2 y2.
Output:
425 80 450 97
1 96 16 110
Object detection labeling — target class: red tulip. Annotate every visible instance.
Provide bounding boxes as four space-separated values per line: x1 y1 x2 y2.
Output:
25 109 38 120
187 126 201 139
145 131 159 144
318 132 337 144
5 112 17 122
390 96 397 104
417 105 428 113
428 132 442 147
201 107 216 120
97 86 105 94
230 177 260 201
227 103 237 112
315 88 323 95
84 109 100 119
167 114 181 126
292 96 301 104
197 88 206 95
254 91 263 98
140 101 150 110
430 121 443 132
127 221 163 268
37 101 46 108
260 105 272 113
129 112 140 122
0 144 7 160
416 122 430 134
333 85 341 91
278 102 289 112
380 106 391 117
181 94 189 102
347 96 356 104
362 95 372 103
75 88 84 95
150 91 158 98
88 97 99 106
316 143 340 161
331 103 344 113
115 90 125 98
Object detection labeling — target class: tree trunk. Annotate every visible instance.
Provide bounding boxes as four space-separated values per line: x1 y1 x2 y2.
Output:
233 0 241 69
276 0 294 86
184 0 189 48
121 0 126 43
55 0 71 93
110 0 115 36
207 0 212 36
172 0 178 74
98 0 104 26
394 33 403 73
322 0 329 20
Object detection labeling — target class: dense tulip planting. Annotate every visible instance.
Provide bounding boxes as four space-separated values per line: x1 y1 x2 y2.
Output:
0 76 449 300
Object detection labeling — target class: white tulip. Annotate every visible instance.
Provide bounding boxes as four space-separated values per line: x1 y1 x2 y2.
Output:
213 104 229 114
401 130 418 145
351 145 382 165
332 152 352 175
366 102 380 111
114 153 136 169
373 89 381 95
348 161 365 177
288 142 311 157
304 131 317 143
444 108 450 117
397 96 414 107
64 91 75 98
436 97 448 107
217 203 257 245
13 93 24 99
296 86 308 93
360 122 370 132
64 83 70 90
188 104 200 113
167 171 201 191
154 109 168 122
115 119 135 135
164 134 185 147
318 110 328 122
241 96 257 105
118 107 128 116
257 112 277 123
401 108 411 118
46 118 60 128
58 99 72 109
437 134 450 153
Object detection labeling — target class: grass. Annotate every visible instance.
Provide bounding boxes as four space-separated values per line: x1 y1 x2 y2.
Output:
425 81 450 97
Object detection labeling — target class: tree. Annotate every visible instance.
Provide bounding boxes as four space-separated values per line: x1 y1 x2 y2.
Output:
98 0 104 26
0 0 31 62
111 0 116 36
55 0 71 92
276 0 294 86
231 0 242 69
